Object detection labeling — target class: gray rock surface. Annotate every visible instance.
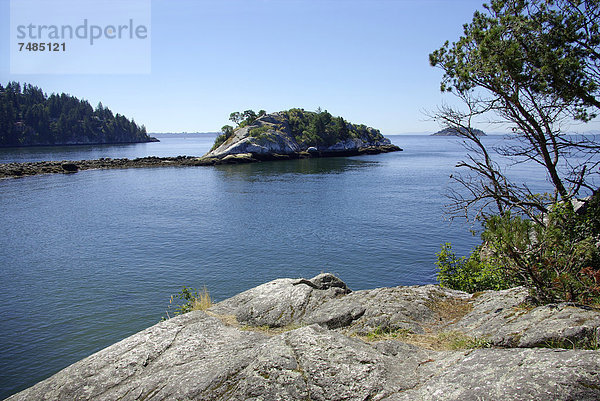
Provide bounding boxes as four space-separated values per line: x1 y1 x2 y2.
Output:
449 287 600 347
392 348 600 401
9 274 600 401
209 273 351 328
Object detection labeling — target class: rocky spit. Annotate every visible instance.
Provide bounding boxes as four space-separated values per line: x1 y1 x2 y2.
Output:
0 145 401 180
9 274 600 400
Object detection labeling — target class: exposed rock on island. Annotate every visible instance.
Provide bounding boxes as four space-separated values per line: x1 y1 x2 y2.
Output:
9 274 600 400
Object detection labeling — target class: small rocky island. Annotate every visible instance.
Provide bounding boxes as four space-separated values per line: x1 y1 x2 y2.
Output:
203 108 400 162
432 127 486 136
0 109 400 179
9 274 600 400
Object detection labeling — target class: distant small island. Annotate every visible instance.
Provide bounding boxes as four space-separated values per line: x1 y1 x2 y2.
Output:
0 82 157 147
432 127 486 136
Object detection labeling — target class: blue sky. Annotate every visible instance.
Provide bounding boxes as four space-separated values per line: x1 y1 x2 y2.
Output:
2 0 597 134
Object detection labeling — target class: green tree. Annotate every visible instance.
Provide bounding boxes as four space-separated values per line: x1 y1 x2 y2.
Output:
242 110 257 124
333 116 349 140
229 112 242 126
210 125 235 151
430 0 600 304
429 0 600 222
221 125 234 138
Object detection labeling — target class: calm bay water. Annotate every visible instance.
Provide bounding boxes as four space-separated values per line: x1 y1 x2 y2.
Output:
0 134 547 399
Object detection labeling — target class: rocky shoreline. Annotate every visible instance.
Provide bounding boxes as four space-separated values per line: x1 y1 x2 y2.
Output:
0 144 401 179
9 273 600 400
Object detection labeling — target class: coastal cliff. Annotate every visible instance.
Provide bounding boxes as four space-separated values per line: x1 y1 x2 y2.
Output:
9 274 600 400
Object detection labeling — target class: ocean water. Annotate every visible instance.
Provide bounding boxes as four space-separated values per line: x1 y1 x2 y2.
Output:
0 134 548 399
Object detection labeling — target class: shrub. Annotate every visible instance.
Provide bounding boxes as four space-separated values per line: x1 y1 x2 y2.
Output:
482 201 600 304
210 125 234 151
249 126 270 137
286 108 369 147
163 286 212 320
436 243 514 293
210 134 228 151
438 191 600 305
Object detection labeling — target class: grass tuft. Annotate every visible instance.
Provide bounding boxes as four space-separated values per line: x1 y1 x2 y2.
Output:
191 286 213 311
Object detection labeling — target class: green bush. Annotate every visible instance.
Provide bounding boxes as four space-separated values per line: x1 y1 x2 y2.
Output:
482 201 600 304
163 286 212 320
210 125 234 151
438 192 600 304
285 108 373 147
249 126 270 137
436 243 514 293
210 134 227 151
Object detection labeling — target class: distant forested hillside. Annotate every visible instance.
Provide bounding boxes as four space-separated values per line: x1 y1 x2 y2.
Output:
0 82 155 147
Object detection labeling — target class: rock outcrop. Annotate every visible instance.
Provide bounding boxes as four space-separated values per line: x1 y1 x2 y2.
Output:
9 274 600 400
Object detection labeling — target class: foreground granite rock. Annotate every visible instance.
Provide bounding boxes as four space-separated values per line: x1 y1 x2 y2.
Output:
9 274 600 400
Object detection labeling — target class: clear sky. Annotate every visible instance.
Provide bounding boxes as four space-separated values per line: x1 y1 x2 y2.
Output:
1 0 598 134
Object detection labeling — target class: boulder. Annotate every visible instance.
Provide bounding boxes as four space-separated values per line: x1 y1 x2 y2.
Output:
392 348 600 401
220 153 257 164
209 273 351 328
61 163 79 173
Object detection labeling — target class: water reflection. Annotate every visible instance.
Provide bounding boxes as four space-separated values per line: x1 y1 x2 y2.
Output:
0 133 217 163
213 157 379 181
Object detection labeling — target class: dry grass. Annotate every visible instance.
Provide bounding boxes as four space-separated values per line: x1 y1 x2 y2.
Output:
361 327 414 341
513 302 536 311
208 312 238 326
191 286 213 311
426 295 474 325
359 328 490 351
